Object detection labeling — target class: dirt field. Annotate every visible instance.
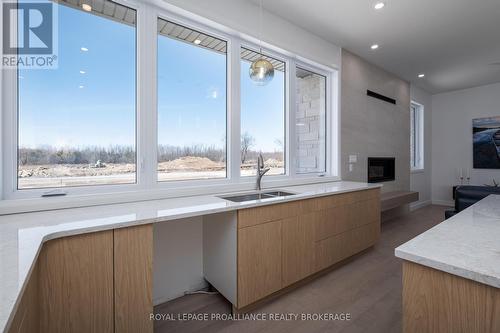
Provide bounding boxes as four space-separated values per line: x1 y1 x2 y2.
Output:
18 156 285 189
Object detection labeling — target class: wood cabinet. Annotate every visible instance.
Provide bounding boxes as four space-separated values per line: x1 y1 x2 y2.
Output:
282 214 315 287
238 220 282 307
315 223 379 271
8 263 40 333
8 224 153 333
114 225 153 333
39 231 115 333
403 261 500 333
235 188 380 309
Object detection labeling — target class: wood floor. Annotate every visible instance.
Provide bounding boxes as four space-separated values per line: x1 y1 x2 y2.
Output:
154 205 447 333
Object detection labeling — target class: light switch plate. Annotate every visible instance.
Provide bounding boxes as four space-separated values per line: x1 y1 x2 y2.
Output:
349 155 358 163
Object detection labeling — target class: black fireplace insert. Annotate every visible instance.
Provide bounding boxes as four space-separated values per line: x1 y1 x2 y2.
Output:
368 157 395 183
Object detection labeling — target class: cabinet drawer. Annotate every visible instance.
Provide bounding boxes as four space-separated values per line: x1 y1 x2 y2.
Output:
348 198 381 228
238 201 300 228
315 222 380 272
302 195 343 212
237 189 380 229
314 198 380 241
351 188 380 202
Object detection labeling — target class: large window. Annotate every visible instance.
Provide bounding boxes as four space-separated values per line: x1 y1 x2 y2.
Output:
157 19 227 181
240 48 286 176
410 102 424 170
4 2 338 201
295 67 326 174
17 0 137 189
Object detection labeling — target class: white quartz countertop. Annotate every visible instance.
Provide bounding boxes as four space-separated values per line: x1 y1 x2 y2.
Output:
0 181 380 332
396 194 500 289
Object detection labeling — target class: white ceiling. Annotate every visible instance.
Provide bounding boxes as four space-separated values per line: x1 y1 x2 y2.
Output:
250 0 500 94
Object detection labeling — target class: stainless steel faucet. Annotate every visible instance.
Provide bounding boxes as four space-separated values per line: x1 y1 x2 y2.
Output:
256 153 270 191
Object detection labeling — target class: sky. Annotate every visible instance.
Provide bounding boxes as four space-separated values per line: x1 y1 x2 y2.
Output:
19 3 285 153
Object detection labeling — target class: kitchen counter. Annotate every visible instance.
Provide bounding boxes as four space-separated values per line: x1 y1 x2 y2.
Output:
395 194 500 289
0 181 380 332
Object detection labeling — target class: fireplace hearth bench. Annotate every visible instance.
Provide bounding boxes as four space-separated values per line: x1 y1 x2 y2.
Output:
380 191 419 212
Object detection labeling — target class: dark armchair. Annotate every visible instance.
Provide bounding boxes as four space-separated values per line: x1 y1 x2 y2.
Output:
445 185 500 219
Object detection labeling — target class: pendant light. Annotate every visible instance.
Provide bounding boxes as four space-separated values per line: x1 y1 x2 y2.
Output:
249 0 274 85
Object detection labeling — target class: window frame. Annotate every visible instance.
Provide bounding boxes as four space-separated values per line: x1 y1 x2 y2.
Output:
156 15 230 184
2 0 143 200
239 43 289 178
294 64 329 175
410 101 424 171
1 0 340 204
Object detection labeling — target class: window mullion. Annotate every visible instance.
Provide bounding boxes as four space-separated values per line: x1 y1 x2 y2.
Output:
3 12 18 198
288 60 297 177
137 4 157 188
229 38 241 182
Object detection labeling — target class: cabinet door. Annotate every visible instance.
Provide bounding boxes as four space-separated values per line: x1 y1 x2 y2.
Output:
282 215 315 287
238 221 282 308
8 263 39 333
114 224 153 333
39 231 114 333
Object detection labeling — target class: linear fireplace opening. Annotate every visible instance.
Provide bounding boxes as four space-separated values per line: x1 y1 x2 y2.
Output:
368 157 395 183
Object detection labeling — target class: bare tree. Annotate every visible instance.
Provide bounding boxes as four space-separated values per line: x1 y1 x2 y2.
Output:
274 138 284 152
241 132 255 164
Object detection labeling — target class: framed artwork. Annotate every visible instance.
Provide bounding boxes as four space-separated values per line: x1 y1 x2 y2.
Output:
473 116 500 169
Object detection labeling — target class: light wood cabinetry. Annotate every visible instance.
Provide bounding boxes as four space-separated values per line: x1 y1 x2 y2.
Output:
403 261 500 333
238 220 282 307
7 225 153 333
282 214 315 287
9 188 380 329
114 225 153 333
315 223 379 271
39 231 114 333
8 263 40 333
235 188 380 309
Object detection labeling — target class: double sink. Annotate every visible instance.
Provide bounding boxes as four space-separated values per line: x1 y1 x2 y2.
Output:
220 190 295 203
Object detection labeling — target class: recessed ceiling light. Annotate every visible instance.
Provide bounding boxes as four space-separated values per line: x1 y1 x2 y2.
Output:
194 39 202 45
374 2 385 10
418 73 425 78
79 70 86 74
80 47 88 52
82 4 92 12
371 44 379 50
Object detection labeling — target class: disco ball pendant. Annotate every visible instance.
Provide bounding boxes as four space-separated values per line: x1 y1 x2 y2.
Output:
249 58 274 85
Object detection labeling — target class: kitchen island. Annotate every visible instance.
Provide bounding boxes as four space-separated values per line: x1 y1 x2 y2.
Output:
396 194 500 333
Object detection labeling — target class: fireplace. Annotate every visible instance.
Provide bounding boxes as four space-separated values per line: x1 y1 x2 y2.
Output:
368 157 395 183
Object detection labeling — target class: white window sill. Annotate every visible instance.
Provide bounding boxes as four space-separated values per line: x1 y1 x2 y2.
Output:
0 175 341 215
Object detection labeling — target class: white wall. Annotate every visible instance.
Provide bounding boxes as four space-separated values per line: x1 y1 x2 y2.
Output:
151 0 343 305
431 82 500 205
341 50 411 194
158 0 341 69
153 217 206 305
0 3 3 200
410 85 432 209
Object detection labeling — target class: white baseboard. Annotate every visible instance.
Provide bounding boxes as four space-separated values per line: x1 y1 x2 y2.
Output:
409 200 431 211
431 200 454 207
